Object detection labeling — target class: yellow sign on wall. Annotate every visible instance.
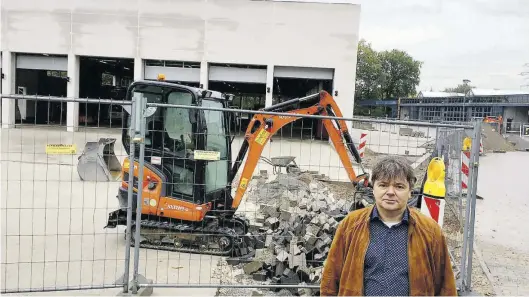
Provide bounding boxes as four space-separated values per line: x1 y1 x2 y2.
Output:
45 144 77 154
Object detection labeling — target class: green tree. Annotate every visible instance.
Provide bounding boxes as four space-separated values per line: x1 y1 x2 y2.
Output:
354 39 423 100
378 49 423 98
444 83 474 94
355 40 383 100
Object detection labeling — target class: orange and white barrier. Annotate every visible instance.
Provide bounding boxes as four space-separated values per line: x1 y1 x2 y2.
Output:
358 133 367 158
420 157 447 227
461 150 470 195
421 196 446 227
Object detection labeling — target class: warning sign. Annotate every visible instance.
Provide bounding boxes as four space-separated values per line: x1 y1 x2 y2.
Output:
255 128 270 145
45 144 77 154
239 178 248 190
194 150 220 161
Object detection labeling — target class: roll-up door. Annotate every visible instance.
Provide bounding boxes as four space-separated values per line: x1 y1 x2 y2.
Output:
144 66 200 82
16 54 67 71
209 66 266 84
274 66 334 80
144 60 201 82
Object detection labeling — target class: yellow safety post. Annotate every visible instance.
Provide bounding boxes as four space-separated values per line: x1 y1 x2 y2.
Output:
420 157 447 227
463 136 472 151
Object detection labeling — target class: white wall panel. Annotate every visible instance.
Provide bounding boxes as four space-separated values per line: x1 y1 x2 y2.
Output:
2 0 361 117
138 0 206 61
2 0 360 66
1 0 359 67
70 12 137 58
2 11 72 54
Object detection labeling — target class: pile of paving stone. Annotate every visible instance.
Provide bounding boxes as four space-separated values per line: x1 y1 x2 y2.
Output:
224 172 366 295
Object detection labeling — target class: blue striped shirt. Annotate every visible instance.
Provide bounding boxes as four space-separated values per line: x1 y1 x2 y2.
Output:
363 206 410 296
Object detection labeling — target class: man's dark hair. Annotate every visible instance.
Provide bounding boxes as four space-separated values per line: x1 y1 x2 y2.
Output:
371 155 417 189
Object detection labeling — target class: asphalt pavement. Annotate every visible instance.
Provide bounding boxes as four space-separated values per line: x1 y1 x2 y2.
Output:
474 151 529 295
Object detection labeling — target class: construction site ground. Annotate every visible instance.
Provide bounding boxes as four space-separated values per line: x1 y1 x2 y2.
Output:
0 126 221 296
0 125 428 296
473 151 529 295
1 124 526 296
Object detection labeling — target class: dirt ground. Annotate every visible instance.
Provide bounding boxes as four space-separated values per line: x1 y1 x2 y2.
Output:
481 124 515 152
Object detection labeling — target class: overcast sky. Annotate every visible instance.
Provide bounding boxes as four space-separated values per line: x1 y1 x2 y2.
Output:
296 0 529 92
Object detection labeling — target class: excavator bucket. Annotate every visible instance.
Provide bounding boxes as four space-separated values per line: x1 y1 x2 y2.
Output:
77 138 122 182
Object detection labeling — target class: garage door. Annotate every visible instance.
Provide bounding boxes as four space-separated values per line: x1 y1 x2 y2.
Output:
274 66 334 80
16 54 67 71
144 65 200 82
209 66 267 84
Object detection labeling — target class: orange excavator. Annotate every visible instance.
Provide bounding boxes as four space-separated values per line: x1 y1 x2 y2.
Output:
105 79 370 256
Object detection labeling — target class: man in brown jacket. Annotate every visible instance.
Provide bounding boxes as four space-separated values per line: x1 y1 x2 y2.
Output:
320 156 457 296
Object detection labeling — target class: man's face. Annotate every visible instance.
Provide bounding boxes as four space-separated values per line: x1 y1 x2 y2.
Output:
373 177 412 212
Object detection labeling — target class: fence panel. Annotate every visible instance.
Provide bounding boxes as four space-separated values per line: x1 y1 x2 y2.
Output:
0 95 134 294
121 91 483 296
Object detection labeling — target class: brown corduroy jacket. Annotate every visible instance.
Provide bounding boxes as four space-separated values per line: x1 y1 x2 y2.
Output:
320 205 457 296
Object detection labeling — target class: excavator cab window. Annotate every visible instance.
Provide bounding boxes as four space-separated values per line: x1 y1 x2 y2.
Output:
202 99 230 193
164 91 197 152
123 84 199 154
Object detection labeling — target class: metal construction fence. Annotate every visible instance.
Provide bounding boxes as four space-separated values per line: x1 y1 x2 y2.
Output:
1 93 482 295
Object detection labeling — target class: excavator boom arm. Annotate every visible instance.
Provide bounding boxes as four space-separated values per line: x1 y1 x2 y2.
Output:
230 91 369 210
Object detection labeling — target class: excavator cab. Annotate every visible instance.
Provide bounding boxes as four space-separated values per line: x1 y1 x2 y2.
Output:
116 79 236 216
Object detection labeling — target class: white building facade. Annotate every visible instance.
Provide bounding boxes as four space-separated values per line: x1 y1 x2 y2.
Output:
1 0 361 131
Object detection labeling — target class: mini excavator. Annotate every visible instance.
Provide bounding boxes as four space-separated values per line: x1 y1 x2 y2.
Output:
105 79 371 256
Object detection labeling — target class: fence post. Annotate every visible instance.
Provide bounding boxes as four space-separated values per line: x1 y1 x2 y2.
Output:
435 126 440 152
457 131 463 222
121 98 137 293
131 94 148 294
459 119 482 292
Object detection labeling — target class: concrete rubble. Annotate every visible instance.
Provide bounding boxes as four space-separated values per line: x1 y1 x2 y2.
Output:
217 171 360 296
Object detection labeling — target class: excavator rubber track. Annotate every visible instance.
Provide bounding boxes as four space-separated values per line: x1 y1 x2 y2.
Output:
107 210 252 257
129 221 241 256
